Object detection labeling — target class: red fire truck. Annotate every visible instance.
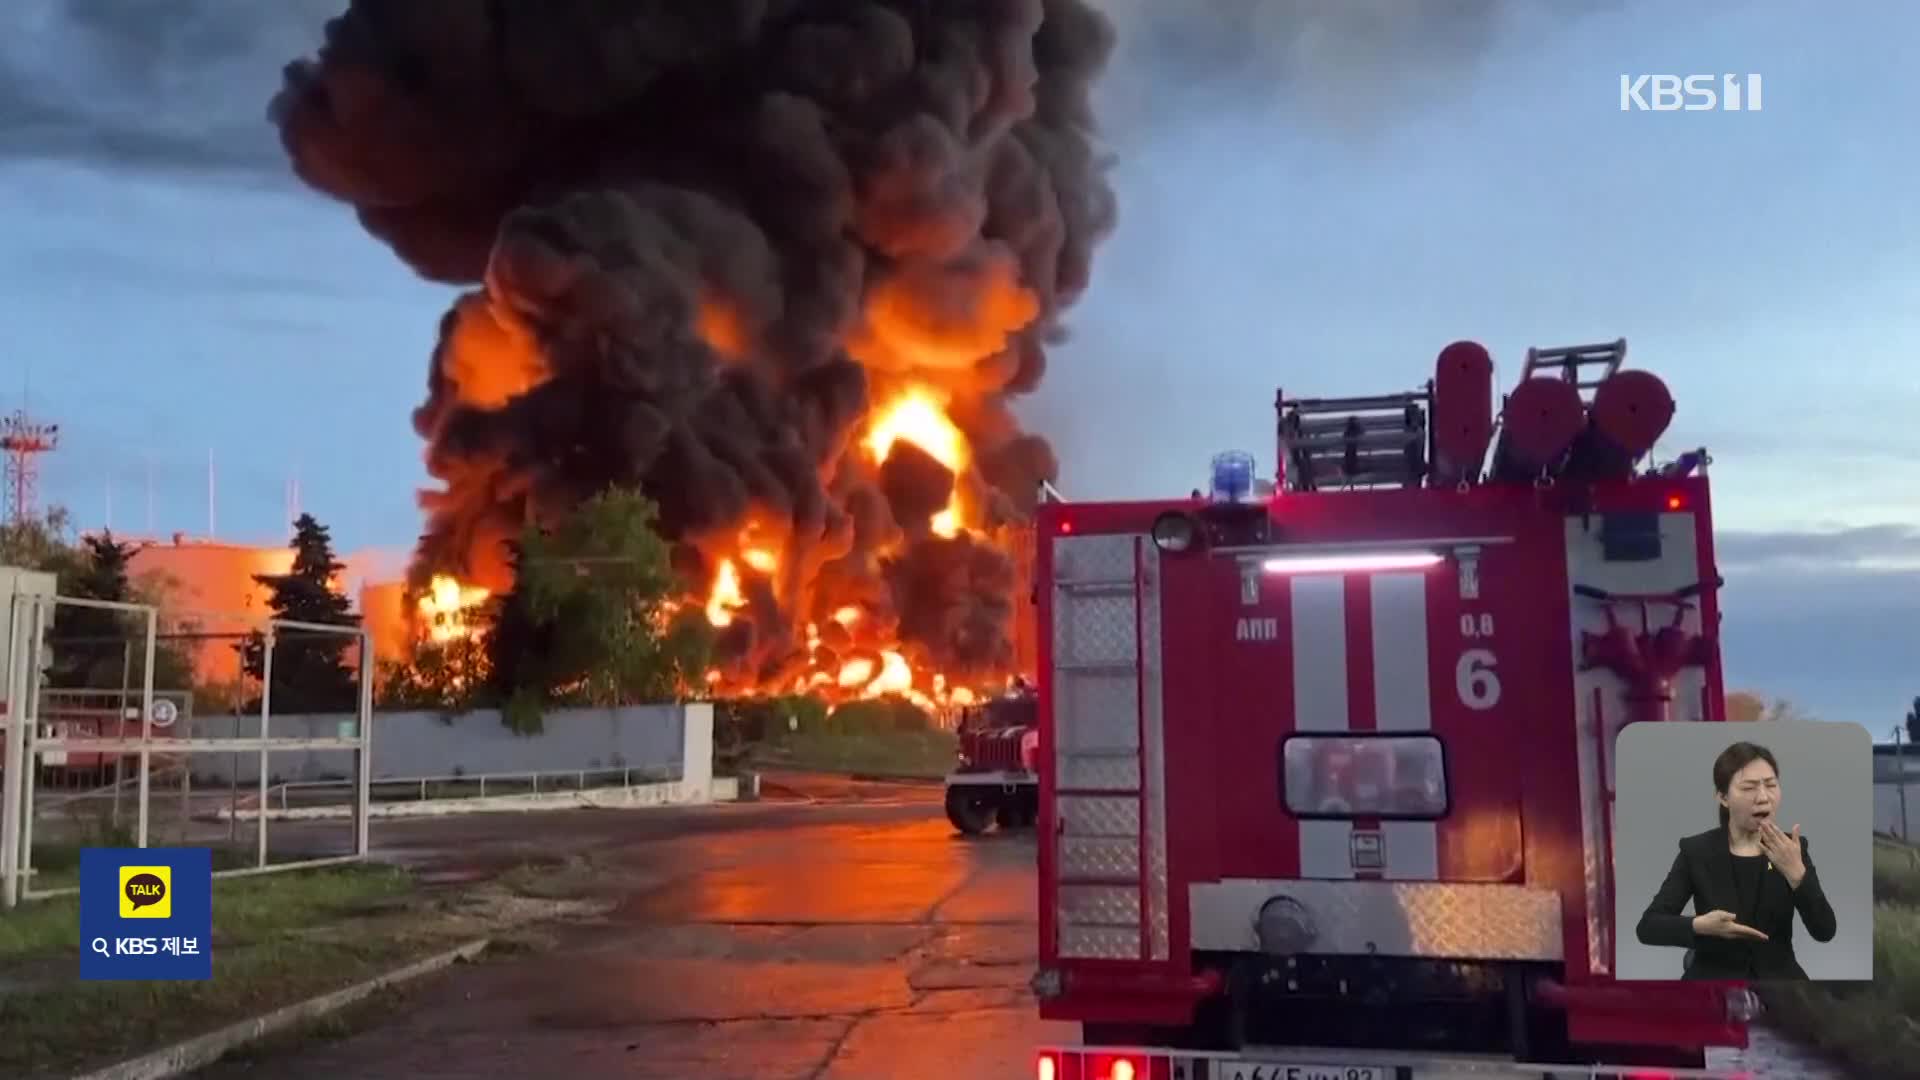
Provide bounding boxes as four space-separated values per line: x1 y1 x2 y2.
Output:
945 683 1041 834
1030 340 1756 1078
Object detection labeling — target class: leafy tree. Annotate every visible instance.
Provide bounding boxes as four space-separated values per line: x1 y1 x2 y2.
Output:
1758 697 1812 724
375 635 491 714
483 487 713 733
1724 690 1808 724
0 506 83 579
1904 696 1920 744
237 513 359 713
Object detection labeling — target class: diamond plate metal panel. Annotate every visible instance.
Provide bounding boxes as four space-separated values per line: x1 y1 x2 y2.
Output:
1059 925 1142 960
1055 593 1138 668
1140 542 1170 962
1058 795 1139 837
1188 880 1565 961
1056 673 1140 750
1058 752 1138 791
1060 836 1141 880
1053 533 1138 585
1060 884 1143 926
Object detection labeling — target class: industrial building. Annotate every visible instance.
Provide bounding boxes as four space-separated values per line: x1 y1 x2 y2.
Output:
111 533 412 687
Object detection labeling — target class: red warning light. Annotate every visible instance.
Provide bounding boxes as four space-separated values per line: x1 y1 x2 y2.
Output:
1666 493 1685 510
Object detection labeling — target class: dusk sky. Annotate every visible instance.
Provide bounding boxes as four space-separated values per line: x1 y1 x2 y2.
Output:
2 2 1914 733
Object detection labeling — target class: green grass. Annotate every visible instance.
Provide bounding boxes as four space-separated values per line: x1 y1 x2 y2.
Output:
748 728 957 779
0 932 462 1078
0 863 437 1079
0 862 413 963
1752 836 1920 1079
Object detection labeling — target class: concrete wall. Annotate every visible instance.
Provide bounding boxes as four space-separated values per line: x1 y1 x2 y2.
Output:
1877 747 1920 840
187 703 702 786
1877 781 1917 841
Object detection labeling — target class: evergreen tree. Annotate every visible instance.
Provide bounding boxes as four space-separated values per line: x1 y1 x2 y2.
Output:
44 531 195 692
46 531 136 687
238 514 359 712
1904 696 1920 744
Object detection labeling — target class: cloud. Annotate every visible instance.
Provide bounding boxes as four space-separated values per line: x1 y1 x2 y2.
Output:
0 0 338 176
1088 0 1618 137
1710 527 1920 732
1718 524 1920 572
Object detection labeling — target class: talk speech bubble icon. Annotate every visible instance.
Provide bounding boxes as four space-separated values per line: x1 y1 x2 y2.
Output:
124 872 167 911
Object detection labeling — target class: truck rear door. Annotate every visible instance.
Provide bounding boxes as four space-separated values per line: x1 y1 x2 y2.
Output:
1215 561 1527 884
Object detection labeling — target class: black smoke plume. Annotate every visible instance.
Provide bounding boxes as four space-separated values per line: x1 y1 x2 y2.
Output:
270 0 1116 690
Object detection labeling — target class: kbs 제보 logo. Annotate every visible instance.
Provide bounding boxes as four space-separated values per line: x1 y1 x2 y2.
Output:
81 848 212 980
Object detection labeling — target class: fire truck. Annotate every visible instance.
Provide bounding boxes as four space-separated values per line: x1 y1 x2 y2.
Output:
1029 340 1757 1078
944 682 1040 834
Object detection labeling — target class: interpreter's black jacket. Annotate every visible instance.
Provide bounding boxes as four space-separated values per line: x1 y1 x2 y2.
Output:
1635 825 1838 981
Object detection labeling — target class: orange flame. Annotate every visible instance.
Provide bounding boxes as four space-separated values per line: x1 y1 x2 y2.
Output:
706 558 746 627
416 573 490 644
697 293 752 361
864 388 969 539
690 389 1014 713
440 294 549 409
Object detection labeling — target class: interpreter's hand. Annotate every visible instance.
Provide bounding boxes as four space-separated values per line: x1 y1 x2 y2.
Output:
1692 909 1768 940
1759 821 1806 884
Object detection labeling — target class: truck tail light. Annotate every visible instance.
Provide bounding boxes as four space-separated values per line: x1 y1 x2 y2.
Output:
1041 1047 1183 1080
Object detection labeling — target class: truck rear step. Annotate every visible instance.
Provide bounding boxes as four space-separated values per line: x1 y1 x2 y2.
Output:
1039 1043 1747 1080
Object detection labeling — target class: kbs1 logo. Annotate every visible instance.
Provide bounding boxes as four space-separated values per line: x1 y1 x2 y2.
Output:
1620 73 1763 112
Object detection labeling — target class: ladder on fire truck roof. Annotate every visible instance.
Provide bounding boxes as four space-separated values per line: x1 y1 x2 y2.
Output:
1274 385 1430 493
1519 338 1627 402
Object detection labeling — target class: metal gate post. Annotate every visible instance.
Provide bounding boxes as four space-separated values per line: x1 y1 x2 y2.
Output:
18 597 46 887
355 629 373 858
136 605 157 849
1 597 27 910
258 626 275 869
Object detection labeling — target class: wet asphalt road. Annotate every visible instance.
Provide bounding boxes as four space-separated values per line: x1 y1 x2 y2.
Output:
195 778 1075 1080
190 776 1848 1080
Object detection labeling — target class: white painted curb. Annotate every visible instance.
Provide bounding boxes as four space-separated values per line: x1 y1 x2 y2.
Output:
70 938 491 1080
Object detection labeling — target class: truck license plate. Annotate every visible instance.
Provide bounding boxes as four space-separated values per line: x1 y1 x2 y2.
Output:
1219 1064 1380 1080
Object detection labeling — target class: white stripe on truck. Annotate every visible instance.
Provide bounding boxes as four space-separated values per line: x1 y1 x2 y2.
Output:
1370 571 1439 880
1287 571 1441 881
1290 575 1351 878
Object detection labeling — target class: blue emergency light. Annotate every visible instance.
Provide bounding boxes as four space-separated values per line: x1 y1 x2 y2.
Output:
1209 451 1256 503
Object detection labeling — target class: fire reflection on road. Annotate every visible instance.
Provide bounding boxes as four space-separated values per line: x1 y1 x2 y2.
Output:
196 793 1849 1080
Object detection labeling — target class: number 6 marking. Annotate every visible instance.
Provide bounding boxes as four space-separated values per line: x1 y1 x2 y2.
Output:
1456 648 1501 710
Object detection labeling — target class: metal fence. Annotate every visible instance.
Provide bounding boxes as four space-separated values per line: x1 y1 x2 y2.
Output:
1 581 375 909
238 765 677 816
